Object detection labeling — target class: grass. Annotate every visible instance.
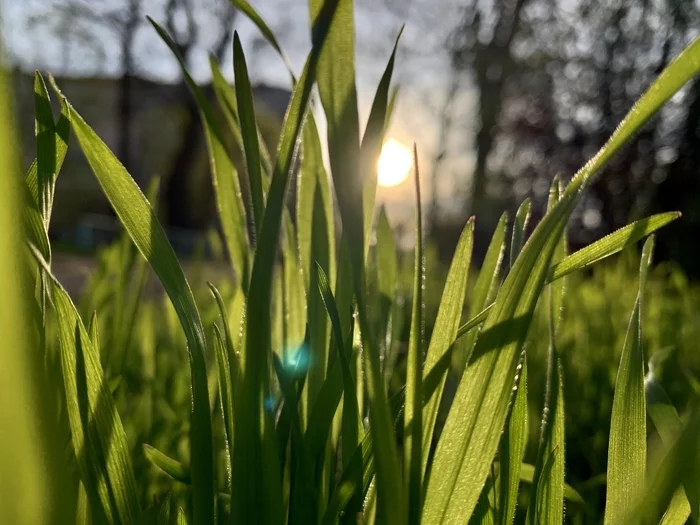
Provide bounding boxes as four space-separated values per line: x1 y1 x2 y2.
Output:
4 0 700 523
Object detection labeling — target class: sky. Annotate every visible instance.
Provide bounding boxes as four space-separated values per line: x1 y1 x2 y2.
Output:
1 0 477 225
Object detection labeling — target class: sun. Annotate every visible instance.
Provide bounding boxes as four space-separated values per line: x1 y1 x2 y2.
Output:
377 138 413 188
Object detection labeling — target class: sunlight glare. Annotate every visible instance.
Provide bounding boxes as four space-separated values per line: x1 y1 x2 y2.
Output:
377 138 412 188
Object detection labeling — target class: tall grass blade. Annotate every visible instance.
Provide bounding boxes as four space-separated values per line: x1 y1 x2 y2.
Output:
29 248 140 523
604 236 654 524
149 19 250 286
452 213 507 375
548 212 680 282
233 33 265 238
510 199 531 269
421 217 474 477
143 444 191 484
423 35 700 524
49 85 214 524
212 325 235 475
497 357 528 525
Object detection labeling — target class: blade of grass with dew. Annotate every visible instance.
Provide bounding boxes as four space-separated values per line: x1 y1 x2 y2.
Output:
29 247 140 523
421 218 474 478
452 213 507 376
547 212 680 282
422 36 700 524
405 145 425 525
49 84 215 525
232 3 338 518
604 236 654 525
360 28 403 256
497 357 528 525
510 199 531 269
526 179 567 525
28 71 70 229
213 325 235 475
310 0 404 520
150 19 250 287
376 206 398 379
233 32 264 238
316 263 360 470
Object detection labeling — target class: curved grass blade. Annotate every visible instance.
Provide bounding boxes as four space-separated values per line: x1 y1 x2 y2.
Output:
149 18 250 287
48 85 214 525
233 32 265 239
526 179 566 525
360 28 403 256
509 199 531 270
405 145 425 524
422 218 474 478
423 35 700 524
232 3 338 520
547 212 680 283
452 213 507 376
604 236 654 525
29 247 140 524
497 357 528 525
143 444 191 484
213 325 235 474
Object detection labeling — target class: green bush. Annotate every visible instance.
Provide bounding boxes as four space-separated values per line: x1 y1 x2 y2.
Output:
5 0 700 523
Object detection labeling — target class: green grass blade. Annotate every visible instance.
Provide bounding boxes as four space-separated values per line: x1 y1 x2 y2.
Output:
360 28 402 255
604 236 654 525
212 324 235 475
176 507 189 525
547 212 680 282
149 18 250 287
375 206 399 379
29 71 69 230
233 33 265 239
515 463 584 504
422 217 474 478
497 357 528 525
531 448 559 520
228 0 295 76
310 0 404 520
510 199 531 269
627 406 700 525
232 3 338 519
405 145 425 524
385 85 400 132
452 213 507 375
471 488 495 525
423 34 700 524
49 85 214 525
29 247 140 523
143 444 191 484
157 494 171 525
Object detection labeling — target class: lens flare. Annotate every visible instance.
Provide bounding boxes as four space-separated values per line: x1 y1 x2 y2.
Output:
377 138 412 188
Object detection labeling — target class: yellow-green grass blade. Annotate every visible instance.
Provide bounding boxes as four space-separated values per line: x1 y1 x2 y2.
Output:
0 70 69 524
232 3 338 519
452 213 507 376
23 178 51 265
385 85 400 132
604 236 654 524
28 71 70 230
421 218 474 479
176 507 189 525
646 362 695 522
423 35 700 524
213 324 235 477
48 85 214 524
375 206 399 379
405 145 425 524
209 56 273 177
515 463 584 504
233 32 265 239
157 494 171 525
150 18 250 287
360 28 402 257
29 247 140 523
310 0 404 519
547 212 680 283
315 263 360 470
228 0 295 76
143 444 191 484
626 406 700 525
497 357 528 525
510 199 531 269
526 179 566 525
470 488 495 525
